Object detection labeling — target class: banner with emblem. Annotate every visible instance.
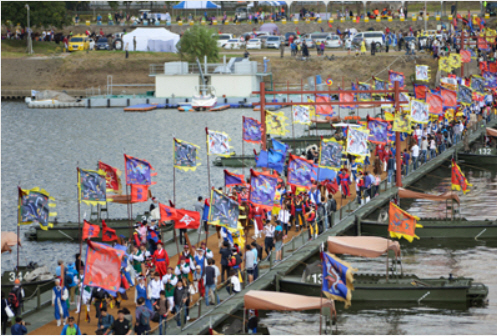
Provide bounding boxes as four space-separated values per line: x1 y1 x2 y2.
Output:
78 169 107 206
388 202 423 243
313 95 335 117
98 161 122 195
458 85 473 105
124 154 156 185
448 53 462 69
249 169 278 211
321 252 356 308
415 65 430 81
292 105 312 125
410 99 430 124
357 82 372 101
174 138 201 171
207 130 232 157
367 116 389 144
426 92 444 115
208 189 240 230
346 127 370 157
470 75 486 94
388 70 405 89
451 159 472 194
483 71 497 89
18 187 56 231
84 241 125 292
319 138 343 170
242 116 262 143
392 112 412 134
266 111 290 136
373 77 389 96
287 154 317 189
441 89 457 109
175 209 201 230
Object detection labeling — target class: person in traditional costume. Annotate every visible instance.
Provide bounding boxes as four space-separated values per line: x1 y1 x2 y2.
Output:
74 269 91 321
135 276 153 311
175 256 193 286
52 279 69 326
161 267 178 308
151 241 169 279
249 204 265 239
338 168 351 198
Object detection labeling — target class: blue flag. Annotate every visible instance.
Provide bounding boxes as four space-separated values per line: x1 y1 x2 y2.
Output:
321 252 356 308
272 138 288 154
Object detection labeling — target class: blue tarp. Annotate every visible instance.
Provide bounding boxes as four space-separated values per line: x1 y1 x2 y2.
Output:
258 1 287 6
173 1 220 9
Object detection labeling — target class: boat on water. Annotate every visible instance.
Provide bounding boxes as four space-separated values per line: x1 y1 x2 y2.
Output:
192 85 218 110
278 236 489 306
25 90 85 108
361 188 497 240
1 264 55 298
458 127 497 165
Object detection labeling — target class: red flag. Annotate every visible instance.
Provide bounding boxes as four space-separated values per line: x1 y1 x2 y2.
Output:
460 50 471 63
133 232 141 246
489 62 497 73
174 209 201 230
480 61 488 73
130 184 149 203
441 89 457 108
82 220 101 240
98 161 122 194
83 241 125 291
159 203 178 223
328 23 333 29
451 159 472 194
426 92 443 115
414 85 429 100
101 219 118 242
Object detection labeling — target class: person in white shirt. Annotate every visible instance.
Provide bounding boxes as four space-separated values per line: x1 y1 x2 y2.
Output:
263 222 275 259
147 272 164 306
161 267 178 308
429 137 437 160
277 203 290 237
420 137 429 164
415 125 423 147
411 143 420 170
226 269 241 294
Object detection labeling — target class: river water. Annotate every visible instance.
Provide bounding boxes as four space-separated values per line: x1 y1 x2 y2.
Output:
1 103 304 272
261 165 497 334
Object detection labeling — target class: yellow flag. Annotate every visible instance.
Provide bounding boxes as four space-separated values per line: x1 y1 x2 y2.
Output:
392 112 412 134
448 54 462 69
266 111 290 136
438 56 452 72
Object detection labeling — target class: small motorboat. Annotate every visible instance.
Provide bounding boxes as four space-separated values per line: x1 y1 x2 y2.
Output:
192 85 217 111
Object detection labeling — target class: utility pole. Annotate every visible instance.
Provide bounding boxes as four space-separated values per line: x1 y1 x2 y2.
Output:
25 4 33 54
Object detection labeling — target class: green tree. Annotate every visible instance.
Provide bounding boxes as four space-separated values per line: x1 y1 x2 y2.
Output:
1 1 71 29
107 1 119 11
177 26 219 62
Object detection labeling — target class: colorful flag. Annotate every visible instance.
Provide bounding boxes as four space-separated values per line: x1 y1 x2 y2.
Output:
458 85 473 105
82 220 101 240
319 138 343 170
292 105 311 125
388 202 422 242
438 56 453 72
255 148 285 174
242 116 262 143
414 84 429 100
174 138 201 171
18 187 56 231
415 65 430 81
249 169 278 211
451 159 472 194
339 90 356 108
266 111 289 136
287 154 317 189
448 53 462 69
175 209 201 230
98 161 122 194
367 116 389 144
83 241 125 291
489 61 497 73
207 130 232 157
373 77 389 96
470 75 486 94
426 92 444 115
440 76 459 91
346 127 370 157
357 82 372 101
224 170 245 187
321 252 356 308
130 184 149 203
159 203 177 223
410 99 430 124
208 189 240 230
483 71 497 88
124 154 156 185
388 70 405 89
441 89 457 109
101 219 118 242
392 112 412 134
460 50 471 63
78 169 107 206
314 95 335 116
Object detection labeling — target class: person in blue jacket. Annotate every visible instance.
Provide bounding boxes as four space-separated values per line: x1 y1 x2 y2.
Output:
60 317 81 335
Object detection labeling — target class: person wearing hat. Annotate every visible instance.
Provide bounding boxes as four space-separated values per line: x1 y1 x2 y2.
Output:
148 272 164 307
263 56 270 73
227 247 243 283
52 278 70 326
161 267 178 308
192 265 203 296
338 168 351 198
151 241 169 279
175 257 192 286
305 204 317 240
263 221 275 259
10 316 27 335
9 278 24 317
60 316 81 335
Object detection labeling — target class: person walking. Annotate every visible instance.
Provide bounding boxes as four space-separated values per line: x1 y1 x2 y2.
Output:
60 316 81 335
97 308 114 334
133 36 136 51
219 240 231 282
153 291 170 335
411 142 420 170
205 259 220 306
105 310 132 335
9 279 24 317
52 279 69 327
360 39 366 55
173 281 190 326
263 221 274 259
274 225 283 262
135 298 154 335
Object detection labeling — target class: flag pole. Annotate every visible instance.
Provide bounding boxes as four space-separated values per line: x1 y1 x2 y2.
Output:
205 127 214 245
16 186 21 277
172 150 181 257
124 154 133 241
242 118 245 176
76 167 84 327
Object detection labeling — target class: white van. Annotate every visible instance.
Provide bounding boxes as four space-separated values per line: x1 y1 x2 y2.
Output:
309 32 332 45
352 31 385 49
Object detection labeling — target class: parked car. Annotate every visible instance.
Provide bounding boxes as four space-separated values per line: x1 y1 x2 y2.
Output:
224 39 243 50
352 31 385 49
213 34 234 48
67 35 90 51
95 37 110 50
309 32 331 45
303 37 314 48
246 38 262 49
264 36 282 49
325 35 342 48
259 35 271 46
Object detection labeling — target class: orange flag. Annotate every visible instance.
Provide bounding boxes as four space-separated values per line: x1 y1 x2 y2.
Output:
82 220 101 241
451 159 472 194
388 202 422 242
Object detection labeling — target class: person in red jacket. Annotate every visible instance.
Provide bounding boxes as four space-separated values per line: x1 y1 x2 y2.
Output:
249 204 265 238
151 242 169 278
338 168 350 198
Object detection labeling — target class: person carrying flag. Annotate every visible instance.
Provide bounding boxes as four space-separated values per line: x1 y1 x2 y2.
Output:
151 242 169 279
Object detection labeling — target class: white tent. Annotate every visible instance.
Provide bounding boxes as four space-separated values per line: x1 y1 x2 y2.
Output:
173 1 221 9
122 28 180 53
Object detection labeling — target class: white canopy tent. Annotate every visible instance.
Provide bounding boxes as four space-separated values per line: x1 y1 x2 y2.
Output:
122 28 180 52
173 1 221 9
